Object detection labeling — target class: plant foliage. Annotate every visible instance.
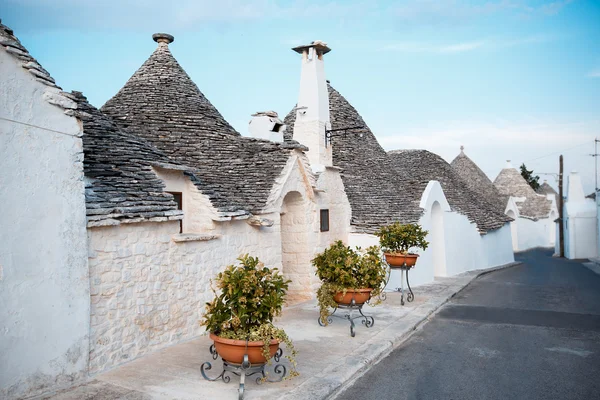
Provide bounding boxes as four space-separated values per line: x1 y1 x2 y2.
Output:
312 241 388 325
201 255 298 377
376 222 429 255
520 163 540 191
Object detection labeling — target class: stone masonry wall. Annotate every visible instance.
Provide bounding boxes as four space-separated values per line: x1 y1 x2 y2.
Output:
88 219 284 373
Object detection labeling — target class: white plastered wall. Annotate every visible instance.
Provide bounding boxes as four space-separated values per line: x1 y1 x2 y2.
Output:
0 50 89 399
505 196 557 252
87 150 351 373
349 181 514 289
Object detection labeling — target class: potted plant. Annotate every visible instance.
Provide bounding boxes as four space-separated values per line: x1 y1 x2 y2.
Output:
377 222 429 268
313 241 388 325
201 255 298 376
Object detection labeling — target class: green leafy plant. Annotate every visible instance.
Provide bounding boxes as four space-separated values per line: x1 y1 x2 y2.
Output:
312 241 388 325
377 222 429 255
201 255 298 377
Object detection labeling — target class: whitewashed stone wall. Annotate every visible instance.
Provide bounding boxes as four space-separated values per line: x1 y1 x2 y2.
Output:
88 218 284 373
87 150 351 372
0 50 89 399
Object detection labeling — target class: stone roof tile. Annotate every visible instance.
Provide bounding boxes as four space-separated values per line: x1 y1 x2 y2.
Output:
0 20 77 111
73 92 184 226
450 148 507 213
494 167 552 219
389 150 512 233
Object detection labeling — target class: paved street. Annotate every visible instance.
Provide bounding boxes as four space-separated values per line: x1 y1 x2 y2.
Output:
337 249 600 400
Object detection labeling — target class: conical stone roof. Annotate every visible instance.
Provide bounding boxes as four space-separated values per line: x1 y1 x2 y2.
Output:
102 36 304 214
537 181 559 206
450 147 507 213
284 83 510 233
390 150 511 233
494 167 552 219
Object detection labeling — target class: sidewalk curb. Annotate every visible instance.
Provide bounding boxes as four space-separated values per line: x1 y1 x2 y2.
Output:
280 261 522 400
584 259 600 276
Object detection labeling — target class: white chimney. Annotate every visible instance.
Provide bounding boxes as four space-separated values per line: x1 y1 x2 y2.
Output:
292 40 332 173
248 111 284 142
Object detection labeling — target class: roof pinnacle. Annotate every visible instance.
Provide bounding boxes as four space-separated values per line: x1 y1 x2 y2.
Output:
152 33 174 45
460 145 464 153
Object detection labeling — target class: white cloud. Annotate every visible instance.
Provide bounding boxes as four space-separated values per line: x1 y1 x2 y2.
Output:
378 34 551 54
588 69 600 78
439 41 485 53
391 0 574 26
4 0 372 31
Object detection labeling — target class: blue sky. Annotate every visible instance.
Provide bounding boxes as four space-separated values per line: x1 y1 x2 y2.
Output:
3 0 600 192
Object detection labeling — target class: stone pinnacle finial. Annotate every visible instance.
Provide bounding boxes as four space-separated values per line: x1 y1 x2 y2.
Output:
460 145 464 152
152 33 174 44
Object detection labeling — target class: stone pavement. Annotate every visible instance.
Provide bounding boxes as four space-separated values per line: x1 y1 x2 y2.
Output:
40 262 519 400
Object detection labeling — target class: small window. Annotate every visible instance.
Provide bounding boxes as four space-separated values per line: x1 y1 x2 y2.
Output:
272 122 284 132
320 209 330 232
167 192 183 233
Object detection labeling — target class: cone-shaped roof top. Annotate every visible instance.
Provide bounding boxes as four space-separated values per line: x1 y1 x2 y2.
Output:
450 147 507 213
101 36 304 214
494 167 552 219
284 83 510 233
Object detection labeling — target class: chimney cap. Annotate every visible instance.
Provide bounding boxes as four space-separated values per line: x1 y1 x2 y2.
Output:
292 40 331 55
153 33 174 44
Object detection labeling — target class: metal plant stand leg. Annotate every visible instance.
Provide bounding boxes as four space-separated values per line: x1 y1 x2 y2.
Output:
317 298 375 337
390 264 416 305
405 268 414 302
201 345 286 400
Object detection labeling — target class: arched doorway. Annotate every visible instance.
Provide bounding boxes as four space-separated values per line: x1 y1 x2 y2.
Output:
432 201 447 277
280 191 312 303
507 210 518 251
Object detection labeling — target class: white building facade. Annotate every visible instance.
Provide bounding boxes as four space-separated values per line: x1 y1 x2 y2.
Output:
558 171 598 259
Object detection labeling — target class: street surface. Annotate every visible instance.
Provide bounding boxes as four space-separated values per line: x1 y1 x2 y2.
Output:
338 249 600 400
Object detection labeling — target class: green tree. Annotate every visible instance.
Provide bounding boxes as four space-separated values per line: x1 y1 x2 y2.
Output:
520 163 540 190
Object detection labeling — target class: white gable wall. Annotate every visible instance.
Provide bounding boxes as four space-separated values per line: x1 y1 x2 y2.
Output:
0 50 89 399
349 181 514 290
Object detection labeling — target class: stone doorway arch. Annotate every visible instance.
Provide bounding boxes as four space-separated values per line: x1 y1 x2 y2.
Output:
280 191 312 303
507 210 518 251
431 201 447 277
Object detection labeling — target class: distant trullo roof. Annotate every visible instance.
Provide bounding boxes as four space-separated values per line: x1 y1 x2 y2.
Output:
101 34 305 215
450 147 507 214
494 166 553 219
389 150 511 233
537 181 559 205
284 83 511 234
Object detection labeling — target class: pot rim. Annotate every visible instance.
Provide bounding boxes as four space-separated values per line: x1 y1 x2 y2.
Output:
210 332 279 347
384 252 420 257
336 288 373 293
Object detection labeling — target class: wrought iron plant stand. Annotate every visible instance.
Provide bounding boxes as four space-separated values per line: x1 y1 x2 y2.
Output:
201 343 287 400
383 260 415 306
318 297 376 337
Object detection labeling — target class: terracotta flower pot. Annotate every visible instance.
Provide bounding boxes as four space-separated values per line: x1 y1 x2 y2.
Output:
210 333 279 365
385 253 419 268
333 288 373 306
